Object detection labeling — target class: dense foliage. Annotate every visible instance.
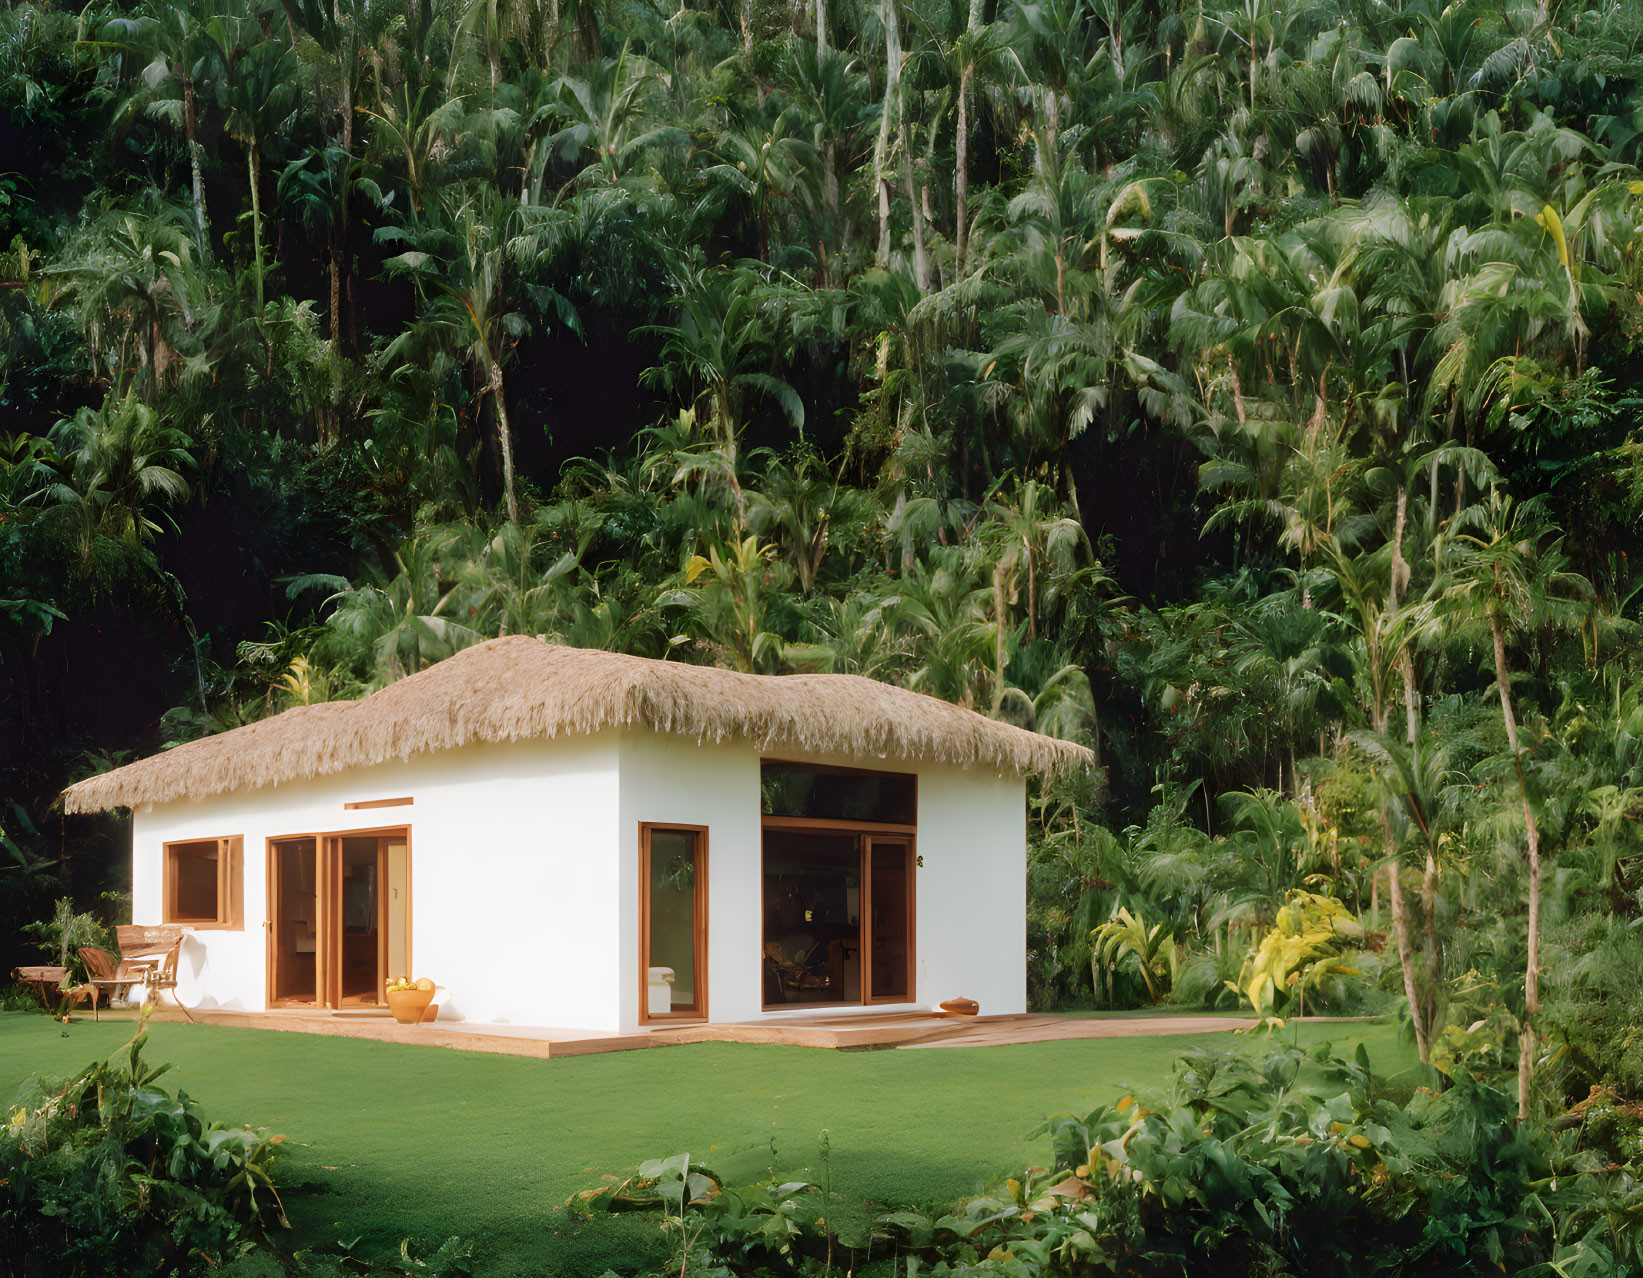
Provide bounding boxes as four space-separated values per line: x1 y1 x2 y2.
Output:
7 0 1643 1173
588 1044 1643 1275
0 1029 287 1273
0 1027 479 1275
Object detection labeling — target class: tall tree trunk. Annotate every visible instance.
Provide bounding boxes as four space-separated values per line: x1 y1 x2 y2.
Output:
1492 611 1541 1122
490 359 519 523
901 92 930 292
1383 811 1431 1064
247 142 265 310
824 141 840 233
327 242 343 436
992 561 1007 713
873 0 901 267
815 0 827 51
183 75 208 248
955 66 972 276
339 65 355 355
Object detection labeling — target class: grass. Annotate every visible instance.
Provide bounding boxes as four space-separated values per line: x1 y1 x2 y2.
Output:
0 1012 1415 1276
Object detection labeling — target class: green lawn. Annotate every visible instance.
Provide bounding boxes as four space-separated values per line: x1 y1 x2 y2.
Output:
0 1013 1414 1276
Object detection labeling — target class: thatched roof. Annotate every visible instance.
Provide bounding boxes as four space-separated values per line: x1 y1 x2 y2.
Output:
61 637 1093 813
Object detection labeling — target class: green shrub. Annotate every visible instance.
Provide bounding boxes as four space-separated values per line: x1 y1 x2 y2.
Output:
593 1045 1643 1276
0 1026 287 1275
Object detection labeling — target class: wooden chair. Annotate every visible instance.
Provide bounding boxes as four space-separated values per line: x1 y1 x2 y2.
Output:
113 924 193 1021
77 947 145 1020
143 939 193 1021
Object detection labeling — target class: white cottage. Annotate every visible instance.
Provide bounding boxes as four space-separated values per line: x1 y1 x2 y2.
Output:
62 638 1090 1033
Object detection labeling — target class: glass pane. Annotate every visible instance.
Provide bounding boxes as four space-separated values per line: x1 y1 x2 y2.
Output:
760 765 915 824
762 832 860 1006
171 843 220 921
648 830 698 1012
869 843 910 1001
273 840 317 1004
340 838 379 1001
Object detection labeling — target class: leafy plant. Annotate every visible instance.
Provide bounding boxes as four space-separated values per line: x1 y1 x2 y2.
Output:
21 897 115 987
1226 890 1365 1028
0 1023 288 1273
1090 907 1174 1005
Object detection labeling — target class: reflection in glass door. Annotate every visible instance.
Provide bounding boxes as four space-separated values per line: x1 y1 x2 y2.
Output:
865 838 913 1002
339 837 381 1004
269 838 318 1005
641 825 707 1020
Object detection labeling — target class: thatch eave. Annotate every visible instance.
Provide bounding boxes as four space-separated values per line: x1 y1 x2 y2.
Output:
60 637 1093 814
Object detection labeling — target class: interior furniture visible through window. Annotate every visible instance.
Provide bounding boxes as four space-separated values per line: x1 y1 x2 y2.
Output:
266 827 410 1009
639 824 708 1023
760 762 915 1010
162 837 244 929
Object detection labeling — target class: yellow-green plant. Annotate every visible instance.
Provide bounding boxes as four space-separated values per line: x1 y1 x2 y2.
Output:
1091 907 1174 1004
1227 890 1364 1028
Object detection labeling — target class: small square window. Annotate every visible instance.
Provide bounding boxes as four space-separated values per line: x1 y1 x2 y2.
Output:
163 837 243 928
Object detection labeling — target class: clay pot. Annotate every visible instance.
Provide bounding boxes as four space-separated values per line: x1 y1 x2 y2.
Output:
386 987 435 1025
421 1002 440 1024
939 997 980 1017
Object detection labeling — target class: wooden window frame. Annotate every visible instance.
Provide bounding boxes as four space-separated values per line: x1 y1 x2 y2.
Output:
638 823 709 1025
264 824 413 1011
759 759 918 827
162 836 244 930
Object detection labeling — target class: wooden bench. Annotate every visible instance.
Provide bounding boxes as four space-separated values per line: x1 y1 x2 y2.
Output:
115 924 194 1020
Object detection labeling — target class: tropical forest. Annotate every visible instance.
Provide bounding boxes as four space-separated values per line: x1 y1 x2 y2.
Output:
6 0 1643 1271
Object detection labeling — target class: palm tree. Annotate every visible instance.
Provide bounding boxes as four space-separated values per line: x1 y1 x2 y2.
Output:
52 199 205 399
224 35 299 310
384 185 576 522
1440 490 1591 1119
640 265 804 458
546 47 685 186
327 533 486 683
698 108 817 262
363 83 472 214
947 19 1014 276
35 391 193 563
781 41 869 259
279 145 383 390
96 0 225 248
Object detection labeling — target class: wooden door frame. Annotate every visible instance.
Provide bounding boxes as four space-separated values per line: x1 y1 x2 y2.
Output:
637 822 709 1024
265 825 413 1011
758 822 918 1011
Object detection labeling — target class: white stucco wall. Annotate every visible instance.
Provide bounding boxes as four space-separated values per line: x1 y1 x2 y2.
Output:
910 764 1028 1016
614 733 1028 1031
129 727 1029 1031
130 732 623 1028
616 730 764 1029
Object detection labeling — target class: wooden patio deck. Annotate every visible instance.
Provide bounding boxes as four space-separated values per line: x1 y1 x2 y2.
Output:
134 1007 1264 1058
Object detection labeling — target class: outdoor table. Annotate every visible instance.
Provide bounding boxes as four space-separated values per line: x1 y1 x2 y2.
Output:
11 965 69 1010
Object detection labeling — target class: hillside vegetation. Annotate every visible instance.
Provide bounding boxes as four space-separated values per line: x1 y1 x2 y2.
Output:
5 0 1643 1198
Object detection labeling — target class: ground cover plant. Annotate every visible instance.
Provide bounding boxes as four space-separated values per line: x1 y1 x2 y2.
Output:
597 1043 1643 1276
0 1013 1416 1276
0 1027 287 1275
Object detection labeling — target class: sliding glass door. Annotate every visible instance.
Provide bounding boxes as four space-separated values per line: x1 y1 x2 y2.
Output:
267 828 410 1010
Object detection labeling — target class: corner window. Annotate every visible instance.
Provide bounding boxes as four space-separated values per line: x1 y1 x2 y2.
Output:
163 837 244 929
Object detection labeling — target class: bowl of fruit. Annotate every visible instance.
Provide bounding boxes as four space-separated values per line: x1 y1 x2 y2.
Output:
386 977 437 1024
